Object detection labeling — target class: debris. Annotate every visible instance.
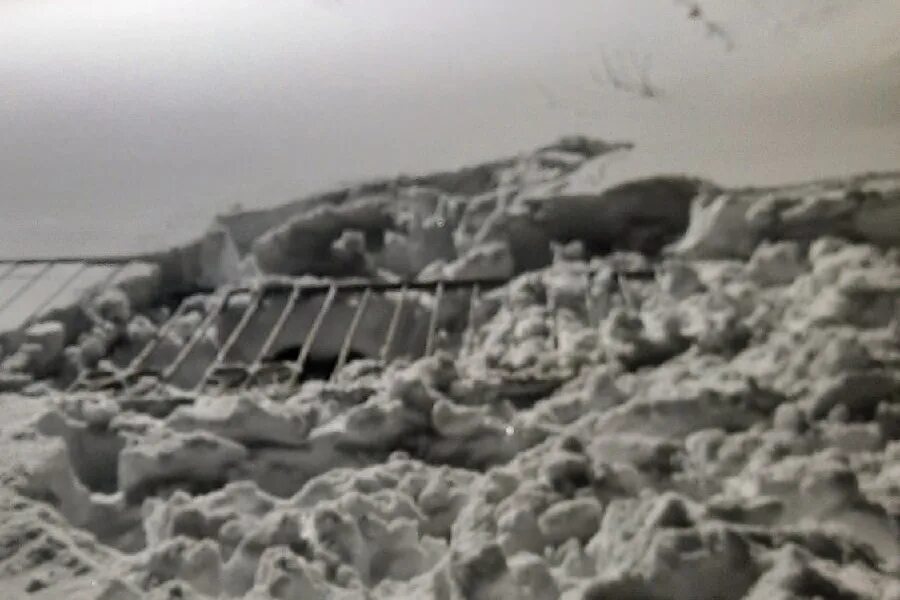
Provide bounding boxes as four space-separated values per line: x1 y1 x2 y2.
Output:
1 138 899 598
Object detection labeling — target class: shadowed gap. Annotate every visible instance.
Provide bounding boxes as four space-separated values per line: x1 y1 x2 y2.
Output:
269 345 367 382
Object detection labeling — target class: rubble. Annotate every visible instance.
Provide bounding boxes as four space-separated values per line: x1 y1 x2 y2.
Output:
0 138 899 598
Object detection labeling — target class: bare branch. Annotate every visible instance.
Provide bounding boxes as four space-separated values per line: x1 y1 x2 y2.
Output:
634 50 660 99
674 0 735 51
705 21 735 51
600 48 626 91
595 46 661 100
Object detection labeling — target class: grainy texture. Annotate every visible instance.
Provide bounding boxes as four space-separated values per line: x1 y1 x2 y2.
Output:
1 139 898 599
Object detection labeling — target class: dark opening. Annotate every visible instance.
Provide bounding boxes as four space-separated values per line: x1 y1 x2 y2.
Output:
65 431 124 494
269 346 368 381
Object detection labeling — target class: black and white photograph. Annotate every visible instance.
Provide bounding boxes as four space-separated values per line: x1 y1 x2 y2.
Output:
0 1 898 598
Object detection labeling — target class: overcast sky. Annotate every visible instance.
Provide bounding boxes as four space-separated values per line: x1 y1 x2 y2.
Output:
1 0 898 256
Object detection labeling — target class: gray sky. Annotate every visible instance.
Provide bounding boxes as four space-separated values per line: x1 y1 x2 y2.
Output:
1 0 898 256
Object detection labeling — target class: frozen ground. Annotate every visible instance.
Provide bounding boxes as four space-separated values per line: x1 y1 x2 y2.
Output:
0 138 898 599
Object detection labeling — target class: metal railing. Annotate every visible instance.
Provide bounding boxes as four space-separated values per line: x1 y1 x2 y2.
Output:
0 254 661 395
72 277 506 393
0 256 141 327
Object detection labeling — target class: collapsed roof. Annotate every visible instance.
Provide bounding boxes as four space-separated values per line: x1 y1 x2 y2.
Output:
2 137 897 395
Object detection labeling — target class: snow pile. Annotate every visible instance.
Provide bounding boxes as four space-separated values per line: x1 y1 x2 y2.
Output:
0 140 898 599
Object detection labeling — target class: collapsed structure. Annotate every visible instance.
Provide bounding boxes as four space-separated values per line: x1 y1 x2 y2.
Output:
0 137 898 599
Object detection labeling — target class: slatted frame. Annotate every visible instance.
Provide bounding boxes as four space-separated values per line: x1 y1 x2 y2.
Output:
0 255 659 395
